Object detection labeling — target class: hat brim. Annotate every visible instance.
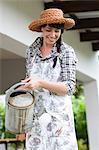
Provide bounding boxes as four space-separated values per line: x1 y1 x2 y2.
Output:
28 18 75 32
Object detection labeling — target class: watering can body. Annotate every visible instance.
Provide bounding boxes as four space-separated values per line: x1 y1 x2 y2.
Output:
5 82 35 134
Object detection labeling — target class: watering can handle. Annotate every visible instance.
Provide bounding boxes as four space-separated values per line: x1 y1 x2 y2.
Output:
5 82 26 94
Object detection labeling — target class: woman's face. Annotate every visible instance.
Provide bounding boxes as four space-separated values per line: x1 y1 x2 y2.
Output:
41 25 61 46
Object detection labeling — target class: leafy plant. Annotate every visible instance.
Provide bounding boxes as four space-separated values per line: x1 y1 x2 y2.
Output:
0 103 5 138
72 84 89 150
0 103 15 138
78 139 87 150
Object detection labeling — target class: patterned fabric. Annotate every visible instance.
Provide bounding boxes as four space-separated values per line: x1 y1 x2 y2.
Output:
25 37 78 150
26 37 78 95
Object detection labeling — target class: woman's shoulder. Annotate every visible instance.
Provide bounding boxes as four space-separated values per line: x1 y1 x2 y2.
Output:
60 42 77 61
61 42 75 54
26 37 41 56
29 37 41 49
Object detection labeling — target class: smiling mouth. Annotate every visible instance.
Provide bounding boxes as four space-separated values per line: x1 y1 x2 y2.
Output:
48 38 56 42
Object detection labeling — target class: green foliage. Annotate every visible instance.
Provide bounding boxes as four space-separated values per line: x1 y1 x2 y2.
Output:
72 95 88 141
4 131 16 138
0 103 5 136
0 103 15 138
78 139 87 150
72 83 89 149
74 84 84 98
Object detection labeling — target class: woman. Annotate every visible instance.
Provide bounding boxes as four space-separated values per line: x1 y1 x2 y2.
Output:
18 8 78 150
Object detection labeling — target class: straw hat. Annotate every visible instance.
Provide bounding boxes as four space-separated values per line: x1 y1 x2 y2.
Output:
28 8 75 32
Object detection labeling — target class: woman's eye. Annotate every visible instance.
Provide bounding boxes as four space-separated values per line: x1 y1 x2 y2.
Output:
55 30 60 33
46 29 51 32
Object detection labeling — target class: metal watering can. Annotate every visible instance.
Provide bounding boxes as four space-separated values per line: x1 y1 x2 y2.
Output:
5 82 35 134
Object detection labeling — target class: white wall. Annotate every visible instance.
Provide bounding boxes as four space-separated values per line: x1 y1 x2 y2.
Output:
0 0 42 45
63 31 99 81
84 81 99 150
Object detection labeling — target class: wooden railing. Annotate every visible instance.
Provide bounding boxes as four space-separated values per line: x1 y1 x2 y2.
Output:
0 137 25 150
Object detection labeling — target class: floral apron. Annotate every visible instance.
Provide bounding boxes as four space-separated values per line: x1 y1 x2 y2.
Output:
26 52 78 150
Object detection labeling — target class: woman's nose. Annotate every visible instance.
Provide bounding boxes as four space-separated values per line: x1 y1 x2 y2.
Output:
50 31 56 37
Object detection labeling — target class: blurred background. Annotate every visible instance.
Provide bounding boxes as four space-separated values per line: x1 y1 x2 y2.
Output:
0 0 99 150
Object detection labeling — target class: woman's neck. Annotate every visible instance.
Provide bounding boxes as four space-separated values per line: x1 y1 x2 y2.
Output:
40 44 53 58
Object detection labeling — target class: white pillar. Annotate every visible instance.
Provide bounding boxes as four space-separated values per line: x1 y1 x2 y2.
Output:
84 80 99 150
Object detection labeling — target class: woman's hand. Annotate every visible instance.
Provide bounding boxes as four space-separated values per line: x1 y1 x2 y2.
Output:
18 77 41 91
17 77 67 95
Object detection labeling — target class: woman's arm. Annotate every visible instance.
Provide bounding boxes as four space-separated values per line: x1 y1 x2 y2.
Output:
60 44 78 95
20 77 67 96
39 80 67 96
